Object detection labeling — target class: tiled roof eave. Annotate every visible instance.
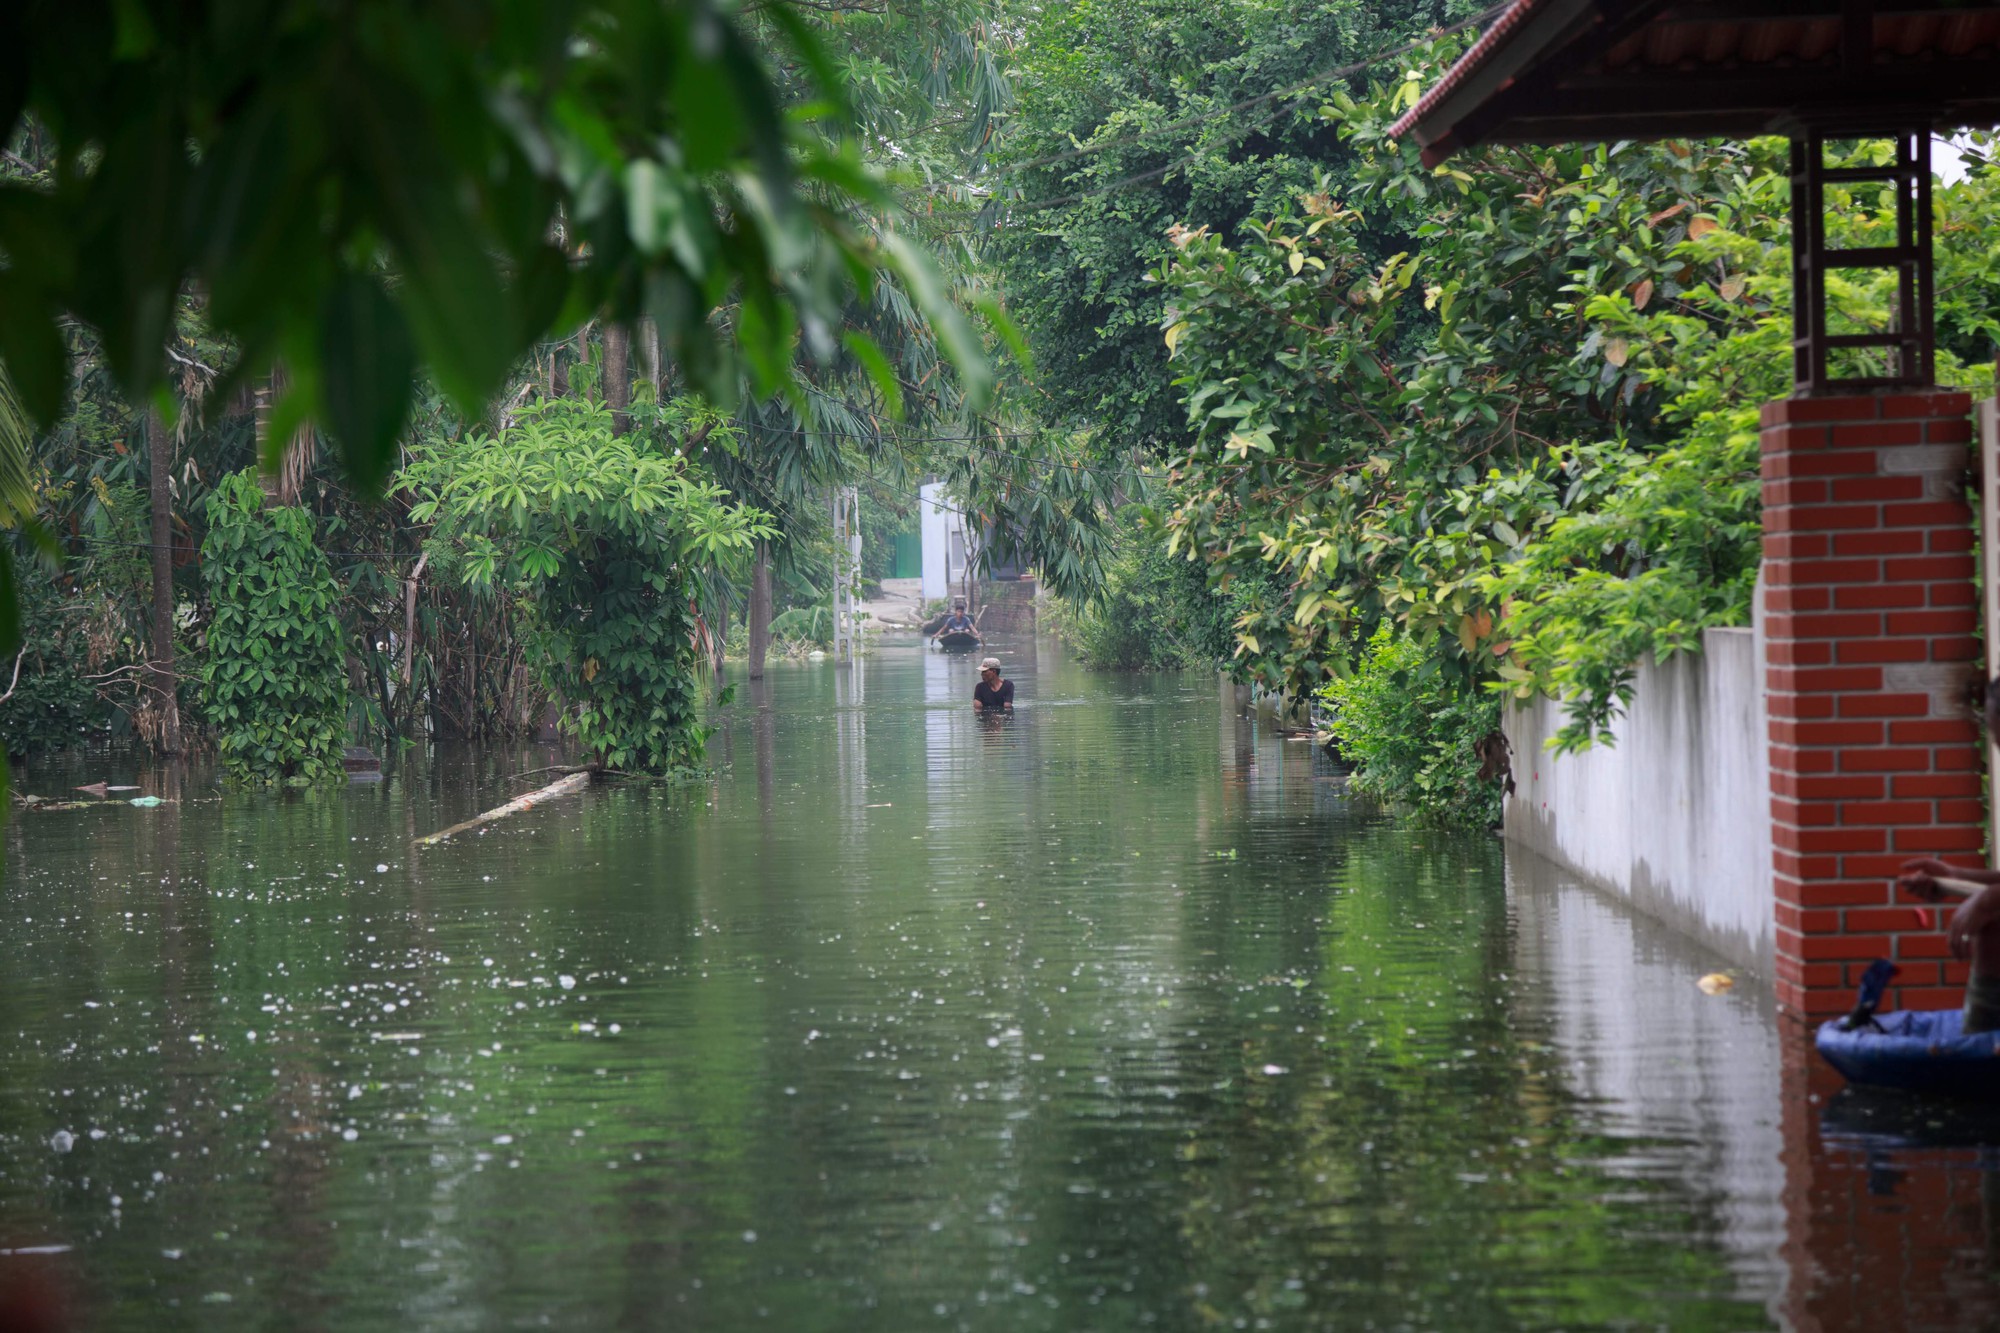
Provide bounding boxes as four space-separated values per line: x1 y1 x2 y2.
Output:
1387 0 1553 147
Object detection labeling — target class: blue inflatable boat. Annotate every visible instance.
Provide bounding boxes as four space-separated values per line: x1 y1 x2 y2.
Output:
1816 1009 2000 1099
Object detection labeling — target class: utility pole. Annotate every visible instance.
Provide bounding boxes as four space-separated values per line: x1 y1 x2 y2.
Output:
748 541 771 680
145 408 183 754
831 486 861 661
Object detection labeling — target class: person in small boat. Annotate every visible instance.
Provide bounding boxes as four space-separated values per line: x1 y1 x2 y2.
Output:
1898 677 2000 1034
936 600 978 643
973 657 1013 713
1900 857 2000 1033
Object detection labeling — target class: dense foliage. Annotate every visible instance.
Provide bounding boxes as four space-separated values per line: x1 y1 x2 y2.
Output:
1160 51 2000 782
0 0 1087 783
403 399 771 772
993 0 1481 456
0 558 113 755
1044 505 1231 669
8 3 2000 842
200 471 348 783
1322 624 1500 829
0 0 993 487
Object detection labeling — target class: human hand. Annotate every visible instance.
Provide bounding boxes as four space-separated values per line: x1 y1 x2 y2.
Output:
1898 868 1950 903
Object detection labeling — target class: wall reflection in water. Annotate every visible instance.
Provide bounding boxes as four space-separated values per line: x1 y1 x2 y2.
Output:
1510 845 2000 1331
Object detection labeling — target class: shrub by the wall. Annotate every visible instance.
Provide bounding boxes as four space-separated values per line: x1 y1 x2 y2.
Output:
1322 625 1502 830
1046 508 1233 670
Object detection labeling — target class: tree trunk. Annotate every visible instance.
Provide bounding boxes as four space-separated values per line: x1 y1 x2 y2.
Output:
145 408 183 755
603 322 631 436
402 550 429 736
641 318 662 402
254 366 314 508
748 541 772 681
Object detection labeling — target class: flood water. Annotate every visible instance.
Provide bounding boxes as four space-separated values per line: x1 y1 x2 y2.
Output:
3 634 1999 1330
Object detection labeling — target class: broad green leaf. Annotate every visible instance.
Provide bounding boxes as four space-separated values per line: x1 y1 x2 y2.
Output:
319 272 416 497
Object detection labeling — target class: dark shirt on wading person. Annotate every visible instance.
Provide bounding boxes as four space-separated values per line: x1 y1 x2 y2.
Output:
974 679 1014 711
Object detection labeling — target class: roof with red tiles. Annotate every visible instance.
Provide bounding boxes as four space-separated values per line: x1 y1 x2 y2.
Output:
1390 1 2000 166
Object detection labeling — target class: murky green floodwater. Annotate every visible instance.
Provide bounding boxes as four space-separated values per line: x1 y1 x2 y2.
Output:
0 633 1929 1329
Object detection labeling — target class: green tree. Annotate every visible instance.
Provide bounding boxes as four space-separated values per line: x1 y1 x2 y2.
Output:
0 0 992 488
1042 502 1229 668
1156 51 2000 813
990 0 1480 459
402 398 772 772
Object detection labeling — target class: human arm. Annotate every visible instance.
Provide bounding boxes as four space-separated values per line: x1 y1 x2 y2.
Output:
1896 857 2000 901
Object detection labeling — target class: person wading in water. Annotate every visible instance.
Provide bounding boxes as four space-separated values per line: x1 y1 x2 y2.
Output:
973 657 1013 714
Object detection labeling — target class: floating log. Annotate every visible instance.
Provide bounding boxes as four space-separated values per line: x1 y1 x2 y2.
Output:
414 770 591 847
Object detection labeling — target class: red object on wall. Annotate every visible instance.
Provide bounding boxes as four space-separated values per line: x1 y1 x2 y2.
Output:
1762 390 1982 1018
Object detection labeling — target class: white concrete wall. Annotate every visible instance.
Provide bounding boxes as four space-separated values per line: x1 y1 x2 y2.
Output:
1503 623 1773 977
918 483 958 603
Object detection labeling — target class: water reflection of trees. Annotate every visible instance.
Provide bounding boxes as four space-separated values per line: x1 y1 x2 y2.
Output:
0 663 1863 1329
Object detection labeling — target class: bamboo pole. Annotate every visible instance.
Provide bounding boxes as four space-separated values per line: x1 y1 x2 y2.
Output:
414 770 591 847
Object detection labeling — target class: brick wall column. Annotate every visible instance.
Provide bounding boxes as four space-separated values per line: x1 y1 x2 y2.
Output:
1762 390 1982 1018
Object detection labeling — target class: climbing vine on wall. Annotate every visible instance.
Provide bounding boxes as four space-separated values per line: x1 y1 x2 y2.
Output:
200 471 349 783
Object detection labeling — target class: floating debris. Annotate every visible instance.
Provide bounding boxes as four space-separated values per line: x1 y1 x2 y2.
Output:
1697 973 1735 995
415 770 591 846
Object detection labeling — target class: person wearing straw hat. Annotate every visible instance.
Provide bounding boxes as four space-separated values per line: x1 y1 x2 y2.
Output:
973 657 1013 714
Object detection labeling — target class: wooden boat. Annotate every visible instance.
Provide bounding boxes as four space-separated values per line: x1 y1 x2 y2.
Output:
934 629 981 651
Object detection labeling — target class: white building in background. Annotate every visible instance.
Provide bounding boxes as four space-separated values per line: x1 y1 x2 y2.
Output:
919 482 974 604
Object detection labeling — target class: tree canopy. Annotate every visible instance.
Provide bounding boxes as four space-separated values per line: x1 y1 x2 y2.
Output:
0 0 991 493
990 0 1484 458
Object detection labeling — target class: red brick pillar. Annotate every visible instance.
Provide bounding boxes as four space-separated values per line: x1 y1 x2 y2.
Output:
1762 390 1982 1018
